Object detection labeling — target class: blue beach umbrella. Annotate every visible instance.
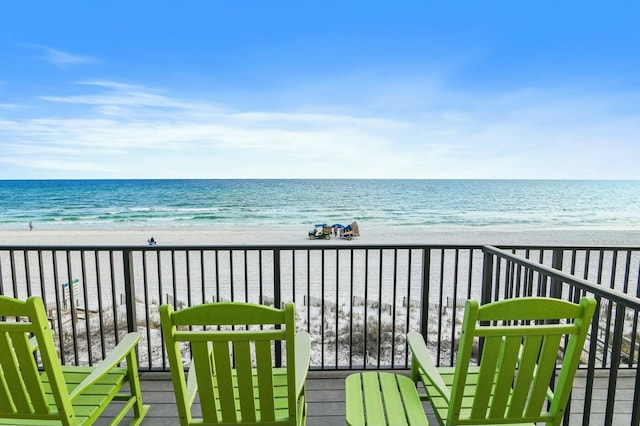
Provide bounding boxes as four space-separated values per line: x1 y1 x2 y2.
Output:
331 224 344 228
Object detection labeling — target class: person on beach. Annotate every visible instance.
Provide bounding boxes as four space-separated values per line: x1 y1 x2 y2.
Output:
29 221 33 231
148 237 157 246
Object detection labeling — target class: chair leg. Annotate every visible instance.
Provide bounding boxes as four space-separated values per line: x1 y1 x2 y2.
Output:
297 392 307 426
126 351 150 425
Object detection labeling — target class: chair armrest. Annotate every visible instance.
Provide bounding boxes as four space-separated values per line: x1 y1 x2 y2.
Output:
69 332 141 401
295 331 311 398
407 331 451 402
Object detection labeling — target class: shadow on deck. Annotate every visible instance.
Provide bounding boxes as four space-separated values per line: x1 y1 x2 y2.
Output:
102 369 635 425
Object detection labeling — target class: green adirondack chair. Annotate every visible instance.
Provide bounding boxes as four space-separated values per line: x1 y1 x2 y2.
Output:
408 296 596 426
0 295 149 425
160 301 311 426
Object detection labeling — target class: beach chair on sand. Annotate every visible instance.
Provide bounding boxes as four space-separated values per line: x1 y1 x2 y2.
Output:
0 295 149 425
408 296 595 426
160 301 311 426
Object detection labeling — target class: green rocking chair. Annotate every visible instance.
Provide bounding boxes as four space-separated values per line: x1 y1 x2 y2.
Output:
408 296 596 425
160 302 311 426
0 295 149 425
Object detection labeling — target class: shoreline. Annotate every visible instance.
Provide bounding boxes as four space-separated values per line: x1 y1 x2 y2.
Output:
2 226 640 246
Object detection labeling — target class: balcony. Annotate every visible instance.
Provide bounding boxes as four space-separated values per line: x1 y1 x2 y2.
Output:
1 243 639 424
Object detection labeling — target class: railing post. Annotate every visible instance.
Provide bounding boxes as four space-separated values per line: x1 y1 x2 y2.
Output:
481 246 494 305
123 249 137 334
65 251 79 365
478 247 495 363
273 249 282 367
605 304 626 425
550 248 564 299
273 249 281 309
419 248 430 336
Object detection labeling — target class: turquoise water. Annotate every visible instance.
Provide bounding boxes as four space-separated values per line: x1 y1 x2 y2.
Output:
0 179 638 231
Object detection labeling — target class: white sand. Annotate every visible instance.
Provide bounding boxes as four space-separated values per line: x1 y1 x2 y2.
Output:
2 225 640 246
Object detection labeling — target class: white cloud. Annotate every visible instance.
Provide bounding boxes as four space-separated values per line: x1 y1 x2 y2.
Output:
37 47 98 68
2 156 116 173
39 81 188 108
1 80 639 179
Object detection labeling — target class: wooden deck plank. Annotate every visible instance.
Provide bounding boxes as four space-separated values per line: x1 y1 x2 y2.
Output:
100 370 634 425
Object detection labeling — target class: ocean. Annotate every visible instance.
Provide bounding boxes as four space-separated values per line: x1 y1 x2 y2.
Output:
0 179 638 231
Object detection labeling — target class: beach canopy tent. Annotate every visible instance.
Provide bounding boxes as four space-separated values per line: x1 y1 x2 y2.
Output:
161 301 311 425
0 295 149 425
408 296 595 425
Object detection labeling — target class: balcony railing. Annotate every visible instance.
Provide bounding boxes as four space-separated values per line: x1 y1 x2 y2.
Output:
1 243 639 424
483 245 640 425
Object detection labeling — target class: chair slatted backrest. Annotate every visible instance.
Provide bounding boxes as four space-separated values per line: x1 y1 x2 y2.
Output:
449 297 595 425
161 302 299 425
0 295 74 423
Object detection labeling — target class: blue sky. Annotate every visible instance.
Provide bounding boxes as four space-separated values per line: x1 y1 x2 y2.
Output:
1 1 639 179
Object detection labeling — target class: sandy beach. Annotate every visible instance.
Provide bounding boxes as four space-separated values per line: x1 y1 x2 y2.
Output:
2 225 640 246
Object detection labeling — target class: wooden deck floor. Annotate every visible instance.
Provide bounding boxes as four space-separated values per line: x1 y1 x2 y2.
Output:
103 369 636 425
